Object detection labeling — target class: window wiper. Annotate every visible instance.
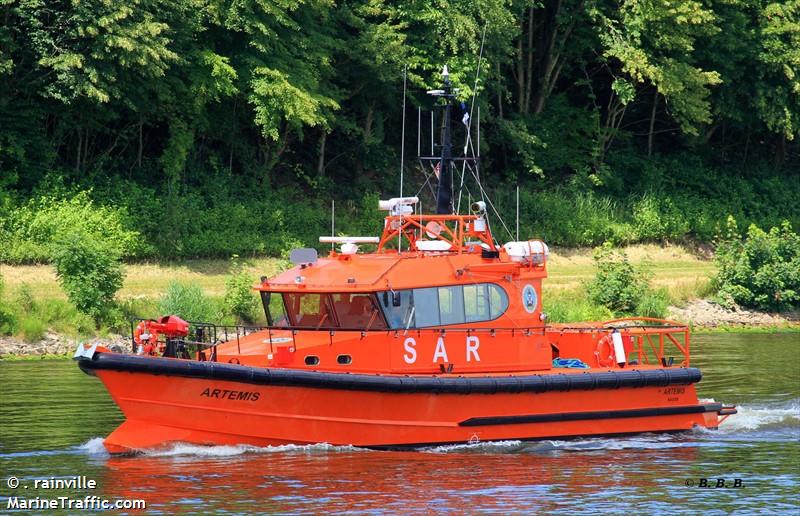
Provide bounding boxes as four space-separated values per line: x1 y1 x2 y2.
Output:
404 306 415 333
365 309 378 331
315 312 330 330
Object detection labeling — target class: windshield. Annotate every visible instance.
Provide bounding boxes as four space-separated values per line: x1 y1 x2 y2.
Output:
261 292 290 327
262 292 387 330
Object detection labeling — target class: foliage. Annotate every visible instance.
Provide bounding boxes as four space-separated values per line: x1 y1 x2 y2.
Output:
0 270 17 335
714 217 800 311
586 242 652 314
0 190 141 263
591 0 722 136
19 316 46 343
636 287 670 319
223 256 259 323
13 282 36 314
32 299 95 337
51 231 125 325
0 0 797 270
544 290 614 323
157 281 218 322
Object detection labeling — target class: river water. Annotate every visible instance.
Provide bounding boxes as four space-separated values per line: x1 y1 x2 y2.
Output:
1 333 798 514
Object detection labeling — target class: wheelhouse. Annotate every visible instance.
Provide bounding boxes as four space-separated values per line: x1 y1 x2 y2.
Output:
260 282 510 331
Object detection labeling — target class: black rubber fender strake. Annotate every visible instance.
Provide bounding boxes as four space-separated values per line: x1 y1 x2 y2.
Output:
77 352 702 394
459 403 723 427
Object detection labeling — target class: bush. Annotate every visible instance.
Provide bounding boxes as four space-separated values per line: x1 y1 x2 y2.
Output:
0 190 141 263
19 316 46 342
636 288 670 319
35 299 95 337
544 291 614 323
631 195 690 242
51 231 125 325
714 217 800 311
0 271 17 335
519 189 634 247
223 256 259 323
14 283 36 314
157 281 218 322
586 243 653 315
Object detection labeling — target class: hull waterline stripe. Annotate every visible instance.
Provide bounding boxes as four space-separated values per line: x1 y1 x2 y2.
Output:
459 403 723 427
78 352 702 394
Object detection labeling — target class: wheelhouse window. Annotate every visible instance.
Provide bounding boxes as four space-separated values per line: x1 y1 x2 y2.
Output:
380 290 413 329
413 287 440 327
379 283 508 329
284 293 331 329
330 293 387 330
261 292 387 330
261 292 289 327
439 286 465 325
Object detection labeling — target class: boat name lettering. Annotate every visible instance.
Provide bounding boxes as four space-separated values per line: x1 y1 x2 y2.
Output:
403 338 417 364
201 388 261 401
662 387 685 395
402 336 481 364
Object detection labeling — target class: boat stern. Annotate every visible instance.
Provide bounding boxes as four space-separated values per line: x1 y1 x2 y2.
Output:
700 401 738 429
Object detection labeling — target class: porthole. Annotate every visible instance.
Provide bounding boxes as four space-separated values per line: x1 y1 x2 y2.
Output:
304 355 320 366
337 354 352 365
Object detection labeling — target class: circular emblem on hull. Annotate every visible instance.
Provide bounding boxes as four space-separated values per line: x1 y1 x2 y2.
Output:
522 284 538 313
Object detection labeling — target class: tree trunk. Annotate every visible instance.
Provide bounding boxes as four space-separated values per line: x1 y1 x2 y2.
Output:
82 128 89 171
496 63 504 120
775 135 786 169
523 6 534 114
516 24 524 112
358 104 375 176
137 117 143 169
317 129 327 176
363 104 374 144
648 89 658 157
75 128 82 171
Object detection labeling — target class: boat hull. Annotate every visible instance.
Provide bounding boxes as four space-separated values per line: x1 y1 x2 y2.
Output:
79 352 724 453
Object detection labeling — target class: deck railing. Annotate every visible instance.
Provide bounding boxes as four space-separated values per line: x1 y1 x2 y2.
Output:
130 317 691 368
549 318 690 367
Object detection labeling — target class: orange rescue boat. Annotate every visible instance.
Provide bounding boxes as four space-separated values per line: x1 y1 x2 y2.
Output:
75 68 735 453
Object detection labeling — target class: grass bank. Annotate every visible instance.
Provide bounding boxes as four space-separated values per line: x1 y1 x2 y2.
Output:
0 244 718 339
2 244 712 302
2 244 797 351
544 244 715 308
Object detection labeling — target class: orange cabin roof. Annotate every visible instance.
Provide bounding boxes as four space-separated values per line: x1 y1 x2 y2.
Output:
258 248 547 293
257 211 549 293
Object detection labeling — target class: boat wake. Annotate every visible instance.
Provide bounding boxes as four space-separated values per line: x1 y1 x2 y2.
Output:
422 440 525 454
141 441 362 458
715 399 800 433
74 438 361 458
78 437 109 456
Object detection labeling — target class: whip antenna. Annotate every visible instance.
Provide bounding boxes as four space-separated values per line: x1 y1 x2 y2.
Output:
456 23 488 214
398 65 408 253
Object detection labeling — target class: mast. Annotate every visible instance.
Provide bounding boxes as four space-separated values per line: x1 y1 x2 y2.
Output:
435 66 454 214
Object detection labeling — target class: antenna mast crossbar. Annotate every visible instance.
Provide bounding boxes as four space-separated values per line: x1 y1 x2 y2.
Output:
377 214 494 253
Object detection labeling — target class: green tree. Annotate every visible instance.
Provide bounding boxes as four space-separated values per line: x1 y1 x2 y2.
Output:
589 0 721 162
51 231 125 325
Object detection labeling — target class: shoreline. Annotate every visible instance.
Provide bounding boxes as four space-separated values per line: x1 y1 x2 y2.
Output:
2 300 797 360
